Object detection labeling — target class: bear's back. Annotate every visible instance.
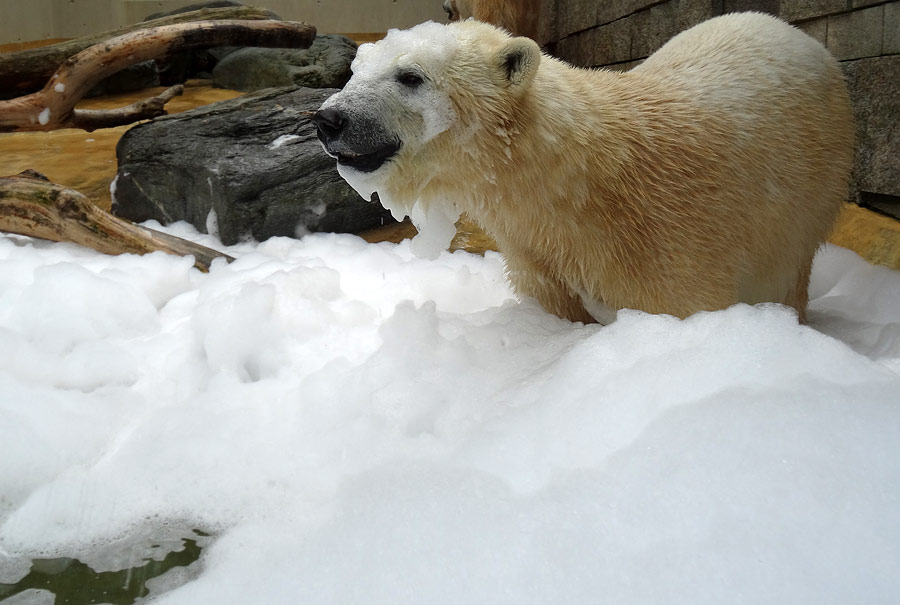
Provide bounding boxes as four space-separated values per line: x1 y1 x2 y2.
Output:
634 13 842 109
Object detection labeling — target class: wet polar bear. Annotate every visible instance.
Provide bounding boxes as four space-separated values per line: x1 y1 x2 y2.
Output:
314 13 853 324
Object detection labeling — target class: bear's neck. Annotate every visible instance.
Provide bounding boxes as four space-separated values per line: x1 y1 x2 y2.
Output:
448 64 641 255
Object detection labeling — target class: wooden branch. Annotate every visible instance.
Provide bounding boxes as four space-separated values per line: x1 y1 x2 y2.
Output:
0 20 316 133
0 6 282 96
70 85 185 131
0 171 233 271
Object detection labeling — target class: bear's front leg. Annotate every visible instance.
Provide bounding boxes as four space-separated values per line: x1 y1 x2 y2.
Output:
504 255 598 324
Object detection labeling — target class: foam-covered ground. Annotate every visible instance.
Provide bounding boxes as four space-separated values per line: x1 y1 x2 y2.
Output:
1 224 899 604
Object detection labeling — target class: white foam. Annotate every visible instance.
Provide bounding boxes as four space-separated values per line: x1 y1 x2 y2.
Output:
267 134 300 150
336 163 381 203
109 174 119 206
0 228 897 603
205 208 219 238
409 197 461 260
351 22 460 82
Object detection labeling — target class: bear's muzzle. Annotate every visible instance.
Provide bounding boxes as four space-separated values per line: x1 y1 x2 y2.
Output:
313 107 401 174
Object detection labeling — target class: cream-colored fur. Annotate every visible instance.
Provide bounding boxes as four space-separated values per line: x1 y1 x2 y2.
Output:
444 0 539 39
319 14 854 324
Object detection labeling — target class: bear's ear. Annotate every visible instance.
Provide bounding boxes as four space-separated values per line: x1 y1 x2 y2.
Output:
496 37 541 90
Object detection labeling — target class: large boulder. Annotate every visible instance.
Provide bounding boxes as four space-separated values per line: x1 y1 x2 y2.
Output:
113 87 393 245
212 35 357 91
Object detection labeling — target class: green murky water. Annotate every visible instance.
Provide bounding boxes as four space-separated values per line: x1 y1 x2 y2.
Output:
0 531 205 604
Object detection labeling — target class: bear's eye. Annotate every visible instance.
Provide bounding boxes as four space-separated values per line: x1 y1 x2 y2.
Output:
397 71 425 88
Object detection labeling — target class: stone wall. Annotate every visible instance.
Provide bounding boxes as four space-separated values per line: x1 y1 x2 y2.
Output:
544 0 900 218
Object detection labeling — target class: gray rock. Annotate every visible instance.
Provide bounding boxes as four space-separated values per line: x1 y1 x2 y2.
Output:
212 35 357 92
113 87 393 245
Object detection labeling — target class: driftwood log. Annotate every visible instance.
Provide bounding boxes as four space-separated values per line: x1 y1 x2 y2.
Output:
0 19 316 132
0 17 316 264
0 171 233 271
0 6 282 96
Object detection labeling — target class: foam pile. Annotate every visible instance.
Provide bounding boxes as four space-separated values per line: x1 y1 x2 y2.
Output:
0 226 898 603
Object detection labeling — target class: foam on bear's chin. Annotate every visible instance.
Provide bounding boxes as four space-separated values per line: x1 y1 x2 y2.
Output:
337 164 460 260
408 198 461 260
380 189 460 261
336 164 381 203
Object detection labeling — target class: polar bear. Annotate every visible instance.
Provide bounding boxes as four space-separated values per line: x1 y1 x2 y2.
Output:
314 13 853 324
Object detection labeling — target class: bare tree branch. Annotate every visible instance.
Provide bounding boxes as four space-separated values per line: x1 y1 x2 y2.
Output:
0 171 233 271
0 19 316 133
70 85 186 131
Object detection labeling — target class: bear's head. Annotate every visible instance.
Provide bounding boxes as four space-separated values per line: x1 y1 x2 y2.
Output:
314 21 541 217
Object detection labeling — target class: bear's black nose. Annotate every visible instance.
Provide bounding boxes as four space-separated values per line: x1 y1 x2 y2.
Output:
313 108 346 143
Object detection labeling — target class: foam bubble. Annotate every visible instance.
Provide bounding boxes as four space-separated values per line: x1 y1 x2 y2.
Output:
267 134 300 150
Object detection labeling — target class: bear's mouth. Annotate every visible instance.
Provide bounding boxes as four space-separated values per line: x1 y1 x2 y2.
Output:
333 141 401 173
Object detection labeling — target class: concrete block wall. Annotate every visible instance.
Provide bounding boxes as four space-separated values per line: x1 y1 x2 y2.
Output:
547 0 900 217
